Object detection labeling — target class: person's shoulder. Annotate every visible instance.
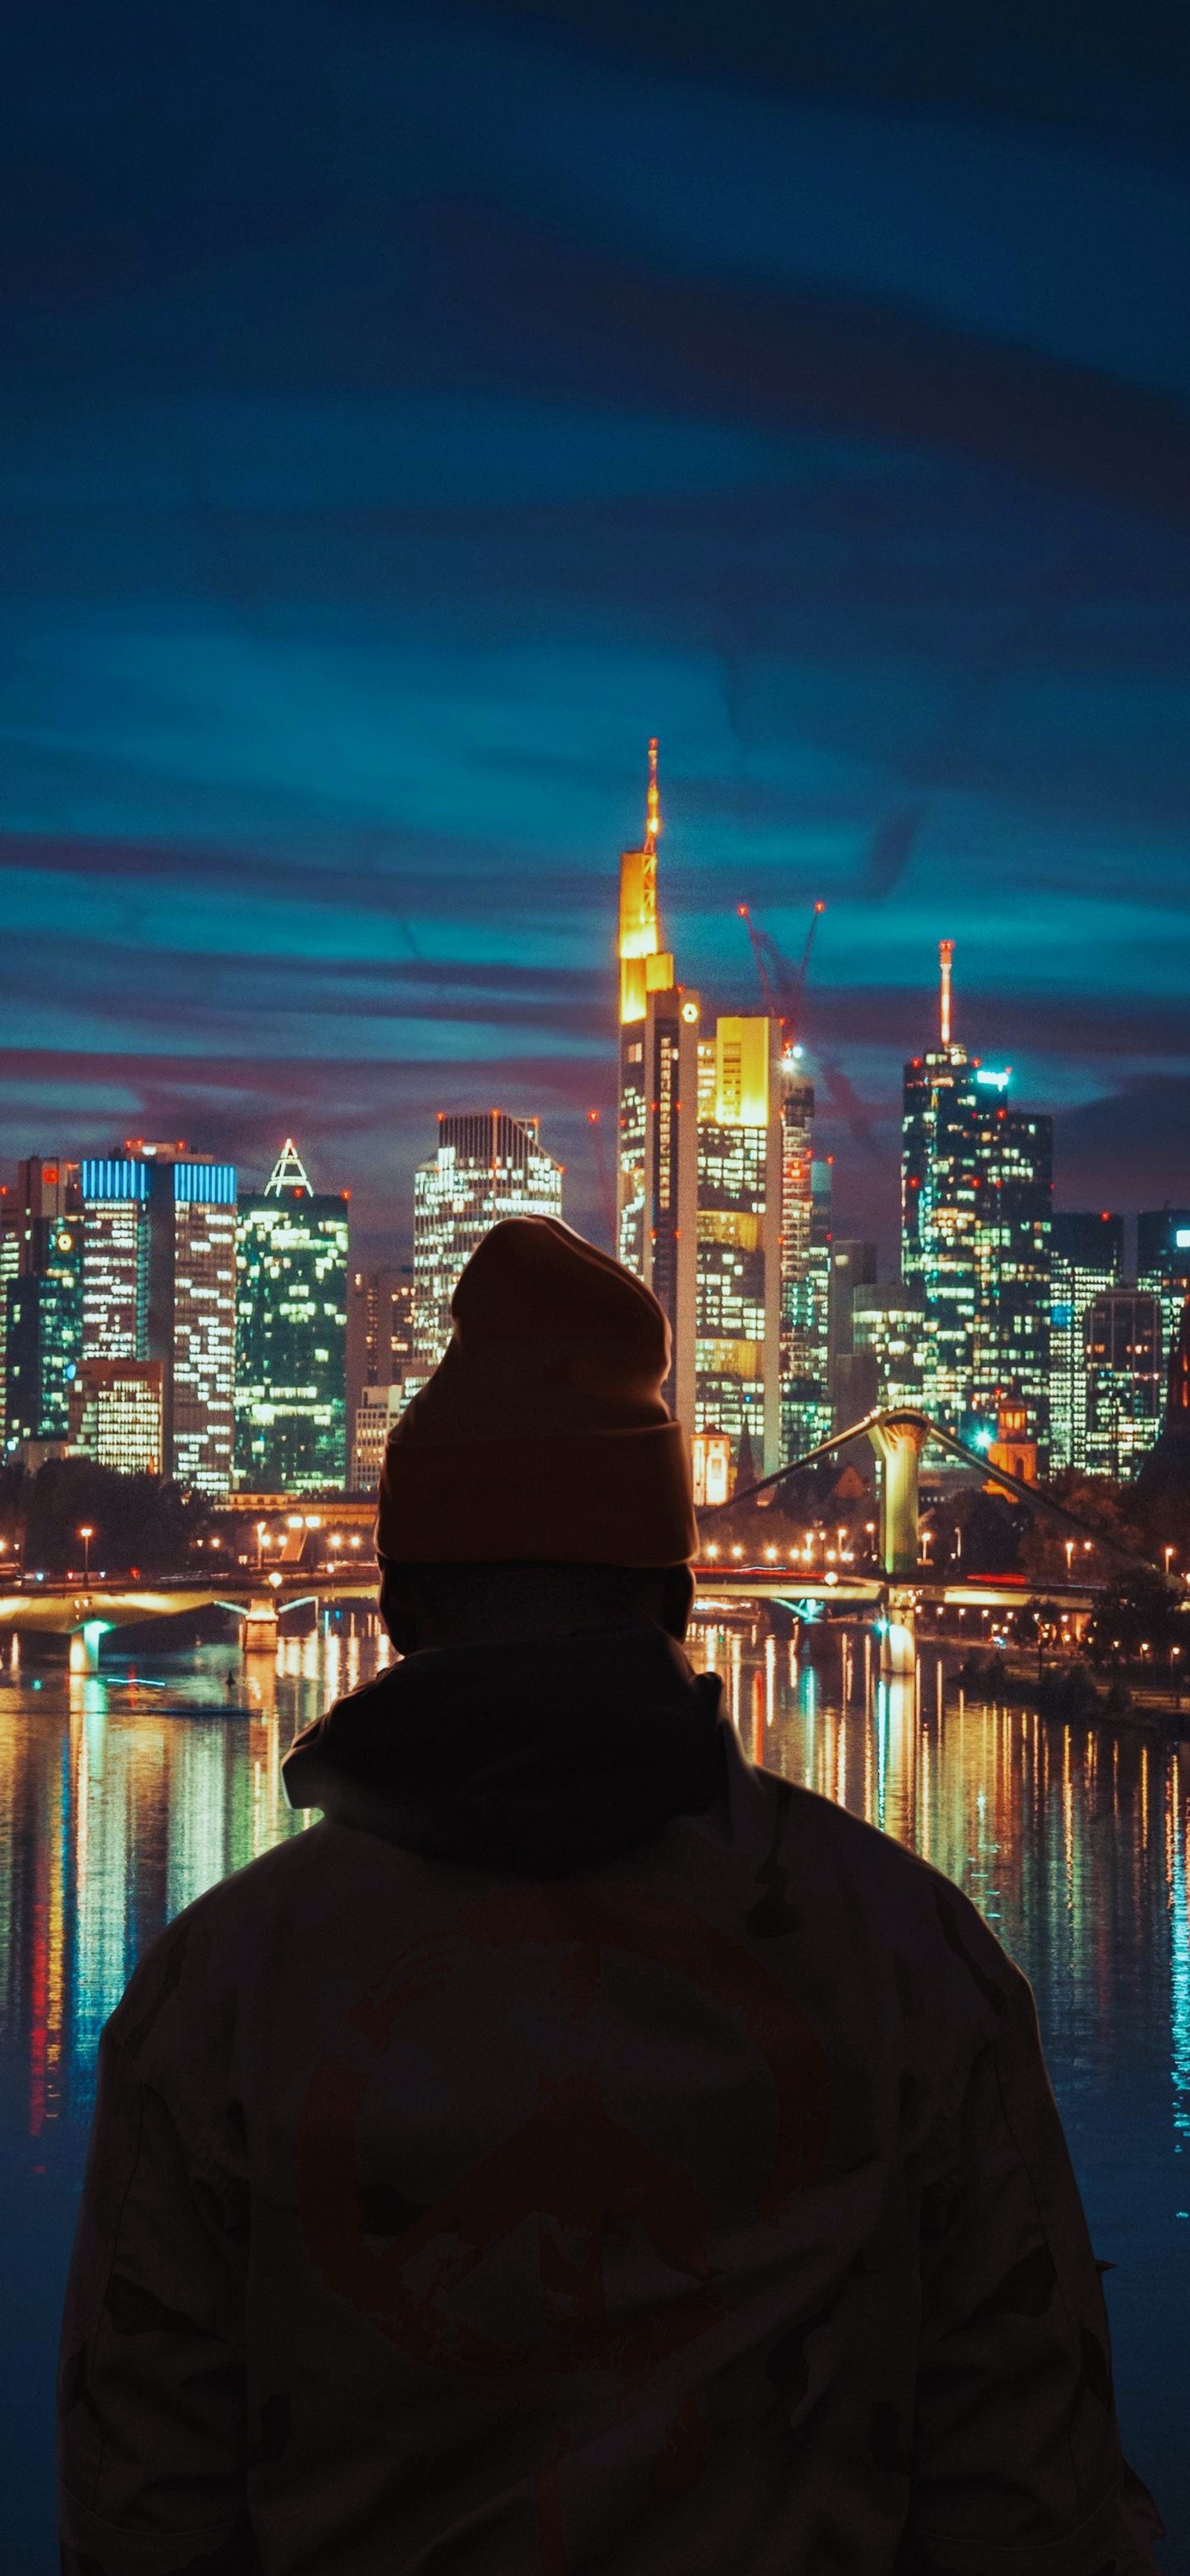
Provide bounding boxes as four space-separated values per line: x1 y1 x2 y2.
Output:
753 1761 1022 2021
105 1822 336 2061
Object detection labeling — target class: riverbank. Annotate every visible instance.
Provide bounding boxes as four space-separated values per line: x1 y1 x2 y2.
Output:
951 1648 1190 1734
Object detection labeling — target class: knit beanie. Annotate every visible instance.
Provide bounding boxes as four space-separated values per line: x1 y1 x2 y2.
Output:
376 1217 697 1567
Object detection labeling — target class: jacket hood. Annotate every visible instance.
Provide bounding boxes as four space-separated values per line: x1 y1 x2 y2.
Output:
282 1625 725 1875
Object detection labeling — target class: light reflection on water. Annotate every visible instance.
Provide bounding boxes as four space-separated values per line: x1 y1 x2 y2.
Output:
0 1618 1188 2563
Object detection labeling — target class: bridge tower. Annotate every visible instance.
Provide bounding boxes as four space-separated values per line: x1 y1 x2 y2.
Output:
867 1410 928 1674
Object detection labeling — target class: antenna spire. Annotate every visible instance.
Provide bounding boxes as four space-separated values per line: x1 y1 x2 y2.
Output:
643 736 661 857
266 1137 312 1196
939 939 953 1047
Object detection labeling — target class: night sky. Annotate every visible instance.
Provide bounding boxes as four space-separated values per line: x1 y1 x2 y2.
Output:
6 1 1190 1260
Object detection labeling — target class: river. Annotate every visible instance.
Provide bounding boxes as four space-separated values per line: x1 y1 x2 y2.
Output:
1 1620 1186 2566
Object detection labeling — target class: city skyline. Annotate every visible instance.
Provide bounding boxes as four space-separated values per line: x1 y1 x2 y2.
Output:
4 7 1190 1265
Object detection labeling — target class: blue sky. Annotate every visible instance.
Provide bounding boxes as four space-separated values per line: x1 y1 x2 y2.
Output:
4 0 1190 1255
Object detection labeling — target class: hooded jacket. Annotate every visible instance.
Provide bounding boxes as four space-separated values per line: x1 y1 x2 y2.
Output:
60 1628 1161 2576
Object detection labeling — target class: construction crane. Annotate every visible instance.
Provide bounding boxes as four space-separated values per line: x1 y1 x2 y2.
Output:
736 899 877 1150
736 899 824 1041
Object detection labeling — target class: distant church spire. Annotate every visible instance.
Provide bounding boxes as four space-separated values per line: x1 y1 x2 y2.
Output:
265 1137 312 1197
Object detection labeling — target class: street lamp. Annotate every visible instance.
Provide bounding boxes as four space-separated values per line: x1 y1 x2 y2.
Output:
1164 1546 1176 1576
256 1520 266 1571
1064 1540 1075 1574
78 1524 94 1584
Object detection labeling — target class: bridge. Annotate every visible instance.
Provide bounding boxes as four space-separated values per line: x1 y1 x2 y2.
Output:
0 1408 1121 1673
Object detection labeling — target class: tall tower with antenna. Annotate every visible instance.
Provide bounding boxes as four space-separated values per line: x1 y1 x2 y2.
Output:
614 741 697 1427
902 942 1051 1454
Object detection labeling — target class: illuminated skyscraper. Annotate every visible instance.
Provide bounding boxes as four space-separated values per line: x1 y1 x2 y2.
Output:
827 1237 878 1424
4 1158 83 1454
1049 1212 1123 1472
71 1359 165 1477
851 1282 928 1413
903 945 1051 1451
902 947 981 1434
346 1265 414 1485
0 1183 23 1445
615 742 699 1422
971 1086 1052 1463
1084 1290 1162 1480
235 1140 350 1492
694 1015 783 1474
778 1069 824 1456
412 1111 563 1377
80 1144 237 1495
1137 1209 1190 1375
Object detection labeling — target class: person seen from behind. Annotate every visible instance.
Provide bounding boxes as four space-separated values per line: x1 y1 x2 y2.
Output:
60 1216 1162 2572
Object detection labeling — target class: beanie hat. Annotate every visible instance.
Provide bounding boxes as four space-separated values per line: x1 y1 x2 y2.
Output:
376 1216 697 1567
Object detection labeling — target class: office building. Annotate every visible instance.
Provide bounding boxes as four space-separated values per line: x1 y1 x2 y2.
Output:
70 1359 165 1477
235 1140 350 1494
779 1070 823 1458
1049 1213 1123 1473
1138 1210 1190 1373
352 1383 405 1490
693 1014 783 1475
80 1144 237 1496
903 945 1051 1452
346 1265 414 1463
971 1086 1052 1465
851 1282 928 1414
615 742 700 1422
827 1237 878 1426
4 1159 83 1452
1084 1289 1162 1480
0 1185 21 1445
413 1111 563 1377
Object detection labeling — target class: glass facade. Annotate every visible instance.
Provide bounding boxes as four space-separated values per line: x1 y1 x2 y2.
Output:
971 1102 1052 1467
235 1147 349 1494
902 1045 982 1434
779 1070 823 1458
851 1282 928 1413
694 1017 783 1477
413 1113 563 1375
1084 1290 1162 1480
4 1161 83 1451
1137 1209 1190 1387
903 1001 1052 1454
80 1150 237 1496
1049 1213 1123 1473
70 1360 164 1477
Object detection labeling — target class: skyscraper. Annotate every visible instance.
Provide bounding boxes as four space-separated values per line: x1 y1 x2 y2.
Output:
1049 1212 1123 1473
827 1236 878 1425
4 1159 83 1455
902 945 1051 1451
1137 1210 1190 1375
412 1111 563 1378
80 1144 237 1496
971 1084 1052 1465
1084 1290 1162 1480
0 1183 19 1441
615 742 699 1423
346 1264 414 1486
851 1282 928 1413
70 1359 165 1477
902 946 981 1435
694 1014 783 1475
235 1140 350 1493
778 1067 823 1456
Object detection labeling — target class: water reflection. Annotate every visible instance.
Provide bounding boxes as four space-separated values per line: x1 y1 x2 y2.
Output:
1 1618 1189 2556
1 1625 1189 2162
